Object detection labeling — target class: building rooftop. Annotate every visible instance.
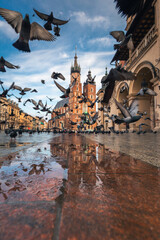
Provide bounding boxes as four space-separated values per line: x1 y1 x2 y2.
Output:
54 98 69 110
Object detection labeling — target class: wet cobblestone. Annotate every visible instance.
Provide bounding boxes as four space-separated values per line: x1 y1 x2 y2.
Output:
84 132 160 167
0 134 160 240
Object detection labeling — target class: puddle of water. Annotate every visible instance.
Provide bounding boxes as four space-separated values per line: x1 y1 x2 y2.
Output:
0 134 160 240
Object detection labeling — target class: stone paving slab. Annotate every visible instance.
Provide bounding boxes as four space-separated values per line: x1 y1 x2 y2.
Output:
60 172 160 240
0 201 57 240
0 134 160 240
84 133 160 167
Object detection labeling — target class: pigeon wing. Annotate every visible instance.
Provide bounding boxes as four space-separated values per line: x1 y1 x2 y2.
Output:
23 99 31 105
110 31 125 42
30 22 56 41
145 88 157 96
129 99 139 116
51 72 56 78
8 82 15 91
95 97 99 103
0 8 22 33
4 59 20 69
38 100 44 108
23 88 31 92
52 17 69 26
110 68 125 81
118 67 136 80
33 9 49 21
31 99 37 106
87 98 92 104
136 89 144 96
115 117 125 124
70 78 77 88
13 85 22 91
58 73 65 80
114 98 131 118
102 80 115 104
54 80 66 93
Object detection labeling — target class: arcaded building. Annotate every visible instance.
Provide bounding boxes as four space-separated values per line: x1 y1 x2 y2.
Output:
104 0 160 131
51 53 97 131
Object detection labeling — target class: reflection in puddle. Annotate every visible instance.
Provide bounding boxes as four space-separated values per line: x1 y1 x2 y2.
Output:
0 134 160 240
0 141 31 149
50 135 158 191
0 135 158 202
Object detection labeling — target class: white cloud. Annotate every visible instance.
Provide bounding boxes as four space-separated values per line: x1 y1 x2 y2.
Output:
0 20 17 40
70 11 110 29
88 37 113 47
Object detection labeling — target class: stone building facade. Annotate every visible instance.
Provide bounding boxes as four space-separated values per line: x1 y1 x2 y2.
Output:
0 97 46 131
103 0 160 131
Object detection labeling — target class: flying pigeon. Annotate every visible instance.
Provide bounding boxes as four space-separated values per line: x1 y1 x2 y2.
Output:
0 8 56 52
86 113 98 125
31 89 38 93
88 97 99 108
12 94 23 102
114 98 141 126
33 9 69 36
69 120 77 125
136 87 157 96
0 57 20 72
13 85 31 95
23 99 31 106
46 96 55 101
38 100 51 112
54 78 77 98
102 65 136 104
41 80 45 84
138 123 149 132
0 82 15 97
110 31 134 51
31 99 41 110
51 72 65 80
144 117 152 121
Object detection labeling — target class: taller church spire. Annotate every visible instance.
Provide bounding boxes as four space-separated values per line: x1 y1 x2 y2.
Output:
71 47 81 74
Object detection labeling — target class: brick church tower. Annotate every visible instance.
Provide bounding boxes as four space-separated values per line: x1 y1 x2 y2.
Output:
51 50 97 132
83 70 96 115
82 70 97 130
69 52 83 129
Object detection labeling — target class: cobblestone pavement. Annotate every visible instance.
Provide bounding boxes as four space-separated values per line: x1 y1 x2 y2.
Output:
84 132 160 167
0 134 160 240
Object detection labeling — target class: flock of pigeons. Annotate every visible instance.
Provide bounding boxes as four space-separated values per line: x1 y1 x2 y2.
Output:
0 6 70 124
0 7 69 52
0 3 159 135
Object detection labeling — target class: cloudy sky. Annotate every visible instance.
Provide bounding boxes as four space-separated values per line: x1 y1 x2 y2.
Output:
0 0 126 119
